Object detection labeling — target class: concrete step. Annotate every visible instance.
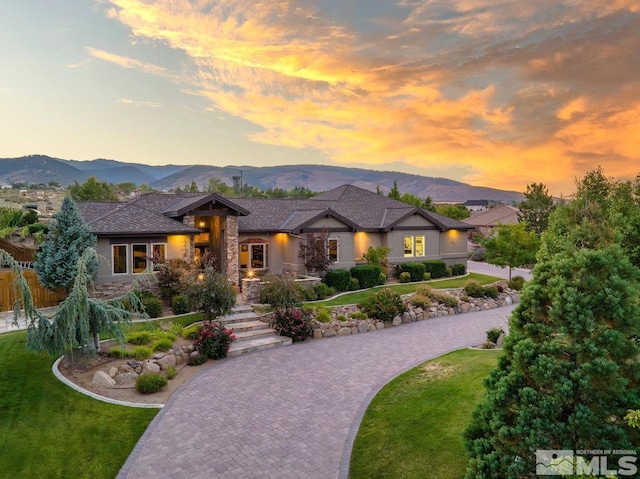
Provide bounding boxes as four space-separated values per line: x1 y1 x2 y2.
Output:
224 320 270 333
227 334 292 357
231 304 253 313
233 327 278 341
220 311 258 324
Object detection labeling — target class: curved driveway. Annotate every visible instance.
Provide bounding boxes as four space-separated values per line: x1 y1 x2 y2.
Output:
118 304 515 479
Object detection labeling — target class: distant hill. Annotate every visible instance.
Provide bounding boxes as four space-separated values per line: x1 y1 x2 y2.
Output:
0 155 524 203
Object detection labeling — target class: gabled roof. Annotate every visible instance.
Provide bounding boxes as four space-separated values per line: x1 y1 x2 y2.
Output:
235 184 474 233
464 199 489 206
465 205 520 227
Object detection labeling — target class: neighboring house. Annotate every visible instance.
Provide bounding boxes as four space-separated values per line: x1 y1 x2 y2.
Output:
465 205 520 236
77 185 474 296
464 199 489 212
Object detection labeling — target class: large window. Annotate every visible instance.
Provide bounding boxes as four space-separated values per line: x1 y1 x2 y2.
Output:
152 243 166 269
240 242 269 269
403 235 425 257
112 245 128 274
328 238 339 262
132 244 148 274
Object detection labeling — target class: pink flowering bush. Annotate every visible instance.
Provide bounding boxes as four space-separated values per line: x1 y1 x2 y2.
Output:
272 308 313 343
193 321 236 359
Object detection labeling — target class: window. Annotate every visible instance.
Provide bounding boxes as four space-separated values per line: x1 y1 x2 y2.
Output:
250 244 268 269
328 238 339 262
152 243 166 269
112 245 128 274
404 235 425 257
132 244 148 274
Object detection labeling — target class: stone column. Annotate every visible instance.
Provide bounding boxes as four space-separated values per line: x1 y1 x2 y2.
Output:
241 278 261 303
224 215 239 286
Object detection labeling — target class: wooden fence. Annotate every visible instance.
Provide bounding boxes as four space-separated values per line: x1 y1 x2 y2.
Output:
0 239 36 263
0 270 64 312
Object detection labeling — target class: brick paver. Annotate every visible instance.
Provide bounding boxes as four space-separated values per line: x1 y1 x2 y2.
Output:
118 305 515 479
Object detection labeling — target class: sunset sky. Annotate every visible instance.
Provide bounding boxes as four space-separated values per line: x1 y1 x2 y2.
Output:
1 1 639 196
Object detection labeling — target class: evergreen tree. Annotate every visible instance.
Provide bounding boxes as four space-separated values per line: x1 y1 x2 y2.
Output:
388 180 401 200
518 182 555 235
68 176 119 201
34 196 98 293
464 200 640 478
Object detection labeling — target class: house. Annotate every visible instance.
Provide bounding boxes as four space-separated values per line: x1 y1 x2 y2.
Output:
77 185 474 297
464 205 520 236
464 199 489 212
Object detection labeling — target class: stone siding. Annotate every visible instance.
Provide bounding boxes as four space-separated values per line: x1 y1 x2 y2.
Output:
225 216 239 285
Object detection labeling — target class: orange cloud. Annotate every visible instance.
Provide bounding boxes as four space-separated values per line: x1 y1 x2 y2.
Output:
96 0 640 195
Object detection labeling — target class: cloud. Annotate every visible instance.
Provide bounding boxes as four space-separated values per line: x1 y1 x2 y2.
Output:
118 97 160 108
98 0 640 194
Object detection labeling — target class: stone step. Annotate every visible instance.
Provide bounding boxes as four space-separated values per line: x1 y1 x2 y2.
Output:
219 311 258 323
231 304 253 313
227 334 292 357
233 327 278 341
224 320 270 333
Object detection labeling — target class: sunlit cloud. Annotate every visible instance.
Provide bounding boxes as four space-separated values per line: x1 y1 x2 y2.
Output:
118 97 160 108
97 0 640 194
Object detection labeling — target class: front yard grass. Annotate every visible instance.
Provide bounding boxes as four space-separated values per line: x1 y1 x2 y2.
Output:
350 348 500 479
311 273 501 307
0 330 158 479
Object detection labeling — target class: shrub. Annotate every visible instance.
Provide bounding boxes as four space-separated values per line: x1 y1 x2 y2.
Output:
464 280 486 298
131 346 153 361
260 275 304 309
272 308 313 342
446 266 453 277
168 322 184 336
193 321 236 359
323 269 352 292
171 294 190 315
336 314 347 322
152 338 173 352
409 294 431 308
378 272 387 285
484 285 499 298
350 264 383 289
154 257 191 304
315 307 332 323
399 272 411 283
422 260 448 279
469 247 486 261
182 267 236 320
187 352 208 366
349 277 360 291
397 262 426 282
362 246 392 269
415 284 433 296
416 285 459 308
109 346 129 358
127 330 152 346
156 331 176 341
165 365 177 380
508 275 526 291
358 288 406 322
486 327 504 344
311 282 334 300
142 296 163 318
298 284 317 301
181 325 201 340
136 372 168 394
349 311 367 320
451 263 466 275
423 272 431 281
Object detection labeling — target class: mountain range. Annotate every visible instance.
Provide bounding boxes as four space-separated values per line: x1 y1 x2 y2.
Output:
1 155 524 203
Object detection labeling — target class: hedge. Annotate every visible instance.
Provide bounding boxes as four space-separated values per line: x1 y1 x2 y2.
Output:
422 260 448 279
350 264 383 289
323 269 352 292
397 262 426 282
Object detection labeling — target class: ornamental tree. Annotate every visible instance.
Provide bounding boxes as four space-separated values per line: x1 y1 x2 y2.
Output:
480 222 539 280
518 182 555 236
34 196 98 293
464 201 640 478
182 267 236 321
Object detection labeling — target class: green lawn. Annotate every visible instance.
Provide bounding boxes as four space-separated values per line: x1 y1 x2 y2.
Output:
310 273 501 307
350 348 500 479
0 312 205 479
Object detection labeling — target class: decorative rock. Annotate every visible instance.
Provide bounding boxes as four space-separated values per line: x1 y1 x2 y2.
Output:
115 372 138 386
416 312 424 321
496 333 505 347
357 322 368 333
375 321 385 330
401 312 411 324
409 311 417 322
189 351 201 358
175 354 186 365
337 327 351 336
108 367 118 378
157 354 176 370
324 329 337 338
135 366 143 374
92 370 116 388
392 316 402 326
313 329 323 339
142 360 161 374
152 352 165 360
504 296 513 305
350 327 358 334
368 323 377 331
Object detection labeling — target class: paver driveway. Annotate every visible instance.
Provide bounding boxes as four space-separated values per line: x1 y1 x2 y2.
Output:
118 305 515 479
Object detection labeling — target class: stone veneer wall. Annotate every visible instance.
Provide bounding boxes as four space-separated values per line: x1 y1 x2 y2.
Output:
225 216 239 286
90 281 161 301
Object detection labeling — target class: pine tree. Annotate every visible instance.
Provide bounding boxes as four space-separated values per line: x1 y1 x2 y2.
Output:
34 196 98 293
464 199 640 478
387 180 401 200
518 182 555 235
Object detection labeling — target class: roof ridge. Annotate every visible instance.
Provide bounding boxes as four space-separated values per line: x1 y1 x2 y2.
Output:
85 201 130 225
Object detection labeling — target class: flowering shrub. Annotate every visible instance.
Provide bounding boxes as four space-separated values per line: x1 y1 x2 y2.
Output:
272 308 313 342
358 288 406 322
193 321 236 359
